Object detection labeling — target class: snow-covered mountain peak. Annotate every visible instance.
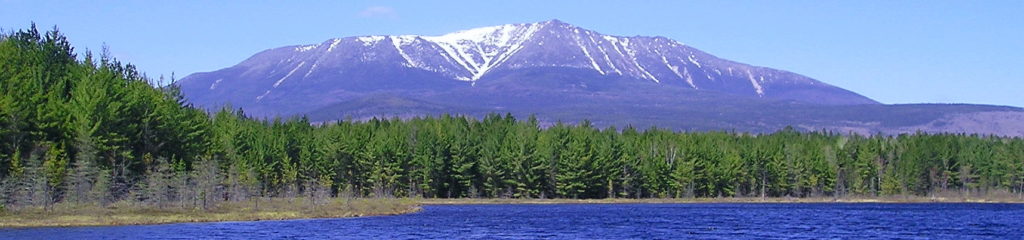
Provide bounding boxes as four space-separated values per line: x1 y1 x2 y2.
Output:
212 20 875 106
355 36 386 46
422 23 540 46
419 19 572 42
179 19 884 123
537 19 577 29
411 22 545 81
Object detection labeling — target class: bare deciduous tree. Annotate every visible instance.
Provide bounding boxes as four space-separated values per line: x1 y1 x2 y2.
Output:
193 158 223 210
144 156 174 208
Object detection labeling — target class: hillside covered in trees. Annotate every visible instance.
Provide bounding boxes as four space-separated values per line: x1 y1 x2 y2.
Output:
2 26 1024 211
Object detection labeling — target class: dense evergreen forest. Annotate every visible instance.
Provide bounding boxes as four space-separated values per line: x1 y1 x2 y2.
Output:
2 26 1023 210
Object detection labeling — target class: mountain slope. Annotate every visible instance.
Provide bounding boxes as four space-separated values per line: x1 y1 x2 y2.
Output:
177 20 1024 136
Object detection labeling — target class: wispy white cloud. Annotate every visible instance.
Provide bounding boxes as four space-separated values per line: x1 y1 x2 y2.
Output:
356 6 398 19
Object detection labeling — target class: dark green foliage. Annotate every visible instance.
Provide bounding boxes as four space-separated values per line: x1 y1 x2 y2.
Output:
1 25 1023 211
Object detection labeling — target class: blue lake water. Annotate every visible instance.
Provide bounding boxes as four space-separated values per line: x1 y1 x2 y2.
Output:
2 203 1023 239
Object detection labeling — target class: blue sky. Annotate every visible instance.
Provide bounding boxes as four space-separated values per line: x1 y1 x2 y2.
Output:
2 1 1022 107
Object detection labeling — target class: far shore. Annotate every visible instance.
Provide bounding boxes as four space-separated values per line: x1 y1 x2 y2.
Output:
4 195 1022 228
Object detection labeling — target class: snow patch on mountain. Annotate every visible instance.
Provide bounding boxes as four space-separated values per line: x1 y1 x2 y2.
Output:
390 36 418 68
683 67 696 89
256 90 271 101
209 79 222 90
576 34 604 75
357 36 385 46
295 45 317 52
273 62 305 88
304 62 318 78
327 39 343 52
747 70 764 96
687 55 701 68
662 56 686 85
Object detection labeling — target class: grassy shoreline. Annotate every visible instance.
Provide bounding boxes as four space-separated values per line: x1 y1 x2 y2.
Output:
5 195 1022 228
0 198 420 228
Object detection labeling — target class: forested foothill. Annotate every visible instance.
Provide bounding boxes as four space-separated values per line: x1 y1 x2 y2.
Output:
2 25 1023 213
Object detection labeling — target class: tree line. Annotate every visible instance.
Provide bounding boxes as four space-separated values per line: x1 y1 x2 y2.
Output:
2 25 1023 210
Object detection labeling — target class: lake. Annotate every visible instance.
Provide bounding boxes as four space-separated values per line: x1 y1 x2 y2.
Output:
2 203 1022 239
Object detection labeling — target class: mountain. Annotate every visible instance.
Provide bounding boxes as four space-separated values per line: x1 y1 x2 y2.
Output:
177 20 1024 136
